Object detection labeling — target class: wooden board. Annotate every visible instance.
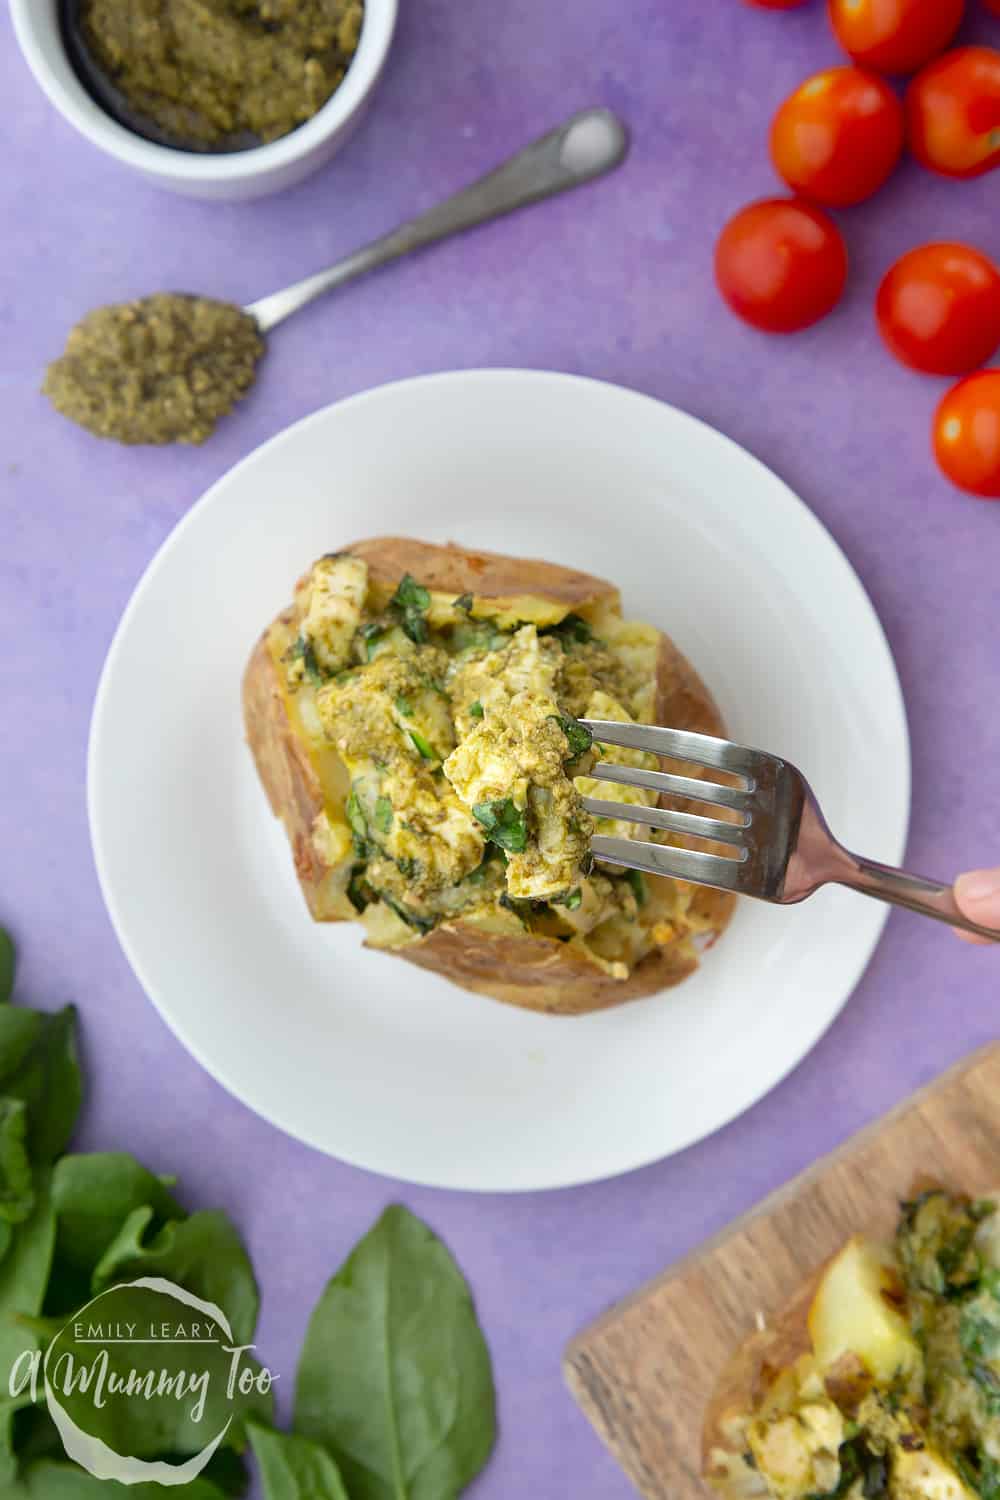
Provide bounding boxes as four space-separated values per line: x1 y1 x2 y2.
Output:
564 1043 1000 1500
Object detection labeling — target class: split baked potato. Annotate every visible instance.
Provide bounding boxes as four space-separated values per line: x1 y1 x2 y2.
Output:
242 537 734 1015
704 1188 1000 1500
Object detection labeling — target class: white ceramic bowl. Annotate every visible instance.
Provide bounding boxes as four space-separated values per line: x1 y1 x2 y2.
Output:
10 0 398 201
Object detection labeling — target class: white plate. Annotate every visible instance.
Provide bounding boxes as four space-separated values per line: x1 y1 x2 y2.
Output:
88 371 909 1193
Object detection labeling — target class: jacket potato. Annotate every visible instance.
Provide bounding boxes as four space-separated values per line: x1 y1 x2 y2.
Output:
242 537 734 1015
703 1187 1000 1500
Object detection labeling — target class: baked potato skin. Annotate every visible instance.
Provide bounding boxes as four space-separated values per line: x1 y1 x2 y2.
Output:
702 1275 820 1490
243 612 336 923
346 536 621 615
242 538 735 1016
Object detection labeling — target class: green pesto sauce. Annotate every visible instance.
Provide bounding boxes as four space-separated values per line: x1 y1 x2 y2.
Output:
43 294 265 446
79 0 365 150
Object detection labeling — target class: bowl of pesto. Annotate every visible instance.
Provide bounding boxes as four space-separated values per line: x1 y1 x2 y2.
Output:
10 0 398 200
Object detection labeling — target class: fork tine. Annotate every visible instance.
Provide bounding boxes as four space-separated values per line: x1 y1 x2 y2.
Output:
587 760 753 812
591 834 746 894
582 719 755 780
580 797 748 849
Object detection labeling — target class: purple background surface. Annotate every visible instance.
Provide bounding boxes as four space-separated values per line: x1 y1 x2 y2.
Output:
3 3 1000 1496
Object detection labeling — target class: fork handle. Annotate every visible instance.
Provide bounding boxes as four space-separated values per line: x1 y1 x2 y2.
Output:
837 855 1000 941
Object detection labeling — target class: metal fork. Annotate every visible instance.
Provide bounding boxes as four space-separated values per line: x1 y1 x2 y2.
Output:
579 720 1000 942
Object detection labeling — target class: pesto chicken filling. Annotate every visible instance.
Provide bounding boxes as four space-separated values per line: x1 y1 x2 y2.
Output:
273 553 708 973
719 1191 1000 1500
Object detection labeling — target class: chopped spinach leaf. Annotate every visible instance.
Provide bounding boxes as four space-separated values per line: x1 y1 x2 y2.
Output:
345 791 367 841
557 888 582 911
347 871 374 914
394 695 413 718
809 1437 888 1500
373 797 393 835
376 892 436 935
395 856 422 881
960 1450 1000 1500
358 621 385 661
468 701 484 720
960 1274 1000 1408
626 869 647 907
408 730 436 761
390 574 431 645
453 593 474 614
472 799 529 853
466 847 504 885
550 713 592 759
544 613 595 651
451 619 509 655
288 636 324 686
498 893 548 923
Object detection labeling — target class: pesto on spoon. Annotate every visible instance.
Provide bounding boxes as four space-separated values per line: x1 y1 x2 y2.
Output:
43 109 629 447
43 294 264 446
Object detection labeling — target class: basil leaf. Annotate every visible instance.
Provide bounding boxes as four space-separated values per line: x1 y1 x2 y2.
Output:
549 714 592 759
0 1100 34 1225
0 1006 81 1166
295 1205 495 1500
467 701 484 720
390 575 431 646
249 1423 350 1500
51 1152 184 1281
408 730 436 761
374 797 393 835
0 930 14 1007
92 1207 261 1350
626 869 648 907
472 799 528 853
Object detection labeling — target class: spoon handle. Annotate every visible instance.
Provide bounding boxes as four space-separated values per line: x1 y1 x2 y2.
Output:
247 108 629 333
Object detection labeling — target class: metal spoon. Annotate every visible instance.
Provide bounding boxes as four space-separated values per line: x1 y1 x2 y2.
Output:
246 108 629 334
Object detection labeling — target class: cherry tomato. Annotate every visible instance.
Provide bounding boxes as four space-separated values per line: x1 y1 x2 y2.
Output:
907 47 1000 177
828 0 964 75
715 199 848 333
877 244 1000 374
770 67 904 205
983 0 1000 13
934 371 1000 496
